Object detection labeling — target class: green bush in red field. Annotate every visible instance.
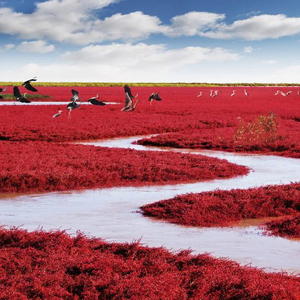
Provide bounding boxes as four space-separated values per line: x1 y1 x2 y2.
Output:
0 141 248 193
141 183 300 236
0 227 300 300
263 214 300 238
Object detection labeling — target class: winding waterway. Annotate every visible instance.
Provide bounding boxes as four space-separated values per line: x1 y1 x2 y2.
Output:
1 135 300 274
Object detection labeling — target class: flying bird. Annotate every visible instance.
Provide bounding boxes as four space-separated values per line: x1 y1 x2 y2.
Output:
70 89 80 102
13 86 31 103
123 99 140 112
67 101 80 118
67 89 81 118
53 110 63 118
22 77 38 92
88 94 106 106
0 87 7 99
148 93 162 105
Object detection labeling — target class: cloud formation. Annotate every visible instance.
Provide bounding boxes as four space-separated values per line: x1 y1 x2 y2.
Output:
17 40 55 53
62 43 239 68
1 1 300 45
0 0 165 44
244 46 254 53
202 14 300 40
1 43 239 82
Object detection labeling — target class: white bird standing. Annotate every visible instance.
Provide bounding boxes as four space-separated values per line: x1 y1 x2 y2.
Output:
197 92 203 97
212 90 220 97
244 89 249 96
231 90 236 97
275 90 281 96
286 91 292 96
53 110 63 118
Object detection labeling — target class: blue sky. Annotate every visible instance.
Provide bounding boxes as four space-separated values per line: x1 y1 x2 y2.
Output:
1 0 300 83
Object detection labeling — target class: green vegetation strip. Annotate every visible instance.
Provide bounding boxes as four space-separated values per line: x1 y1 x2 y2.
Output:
1 94 51 100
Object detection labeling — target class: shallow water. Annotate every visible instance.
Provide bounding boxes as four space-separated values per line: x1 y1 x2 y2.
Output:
0 101 118 105
1 135 300 274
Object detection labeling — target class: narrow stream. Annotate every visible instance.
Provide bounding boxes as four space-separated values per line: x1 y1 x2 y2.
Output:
1 135 300 274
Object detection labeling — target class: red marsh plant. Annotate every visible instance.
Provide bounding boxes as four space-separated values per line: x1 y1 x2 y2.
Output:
0 141 248 193
141 183 300 238
262 214 300 238
0 227 300 299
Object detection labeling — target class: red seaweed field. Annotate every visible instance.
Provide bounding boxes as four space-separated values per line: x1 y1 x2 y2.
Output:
0 141 248 193
1 227 300 300
1 85 300 298
141 182 300 238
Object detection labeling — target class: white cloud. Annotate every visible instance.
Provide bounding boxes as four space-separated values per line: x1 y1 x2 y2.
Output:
0 1 167 45
243 46 253 53
17 40 55 53
167 11 225 36
1 43 239 82
262 60 277 64
0 43 15 51
202 14 300 40
1 1 300 44
62 43 239 68
273 65 300 82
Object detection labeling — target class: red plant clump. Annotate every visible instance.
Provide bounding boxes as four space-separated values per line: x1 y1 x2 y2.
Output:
1 226 300 300
0 141 248 193
263 215 300 238
141 183 300 233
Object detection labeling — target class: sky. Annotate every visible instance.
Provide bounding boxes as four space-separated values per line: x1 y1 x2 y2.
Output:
1 0 300 83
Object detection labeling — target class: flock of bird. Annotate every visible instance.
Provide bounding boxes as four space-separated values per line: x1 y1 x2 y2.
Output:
0 78 163 118
197 89 250 97
197 88 300 98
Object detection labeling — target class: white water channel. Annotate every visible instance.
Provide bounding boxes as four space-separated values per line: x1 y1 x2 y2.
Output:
1 135 300 274
0 101 118 105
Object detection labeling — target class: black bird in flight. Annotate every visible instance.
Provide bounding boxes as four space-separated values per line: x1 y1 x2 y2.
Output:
67 89 81 118
148 92 162 105
13 86 31 103
0 87 7 99
22 77 38 92
70 89 80 102
88 94 106 106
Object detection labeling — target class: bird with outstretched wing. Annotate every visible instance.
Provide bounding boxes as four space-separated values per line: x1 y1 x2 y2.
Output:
22 77 38 92
88 94 106 106
13 86 31 103
0 88 7 99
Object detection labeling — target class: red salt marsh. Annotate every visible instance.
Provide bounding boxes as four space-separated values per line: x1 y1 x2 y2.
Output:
141 182 300 238
1 85 300 299
2 227 300 300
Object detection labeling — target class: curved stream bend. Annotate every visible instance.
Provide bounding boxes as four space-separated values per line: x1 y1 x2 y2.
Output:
1 135 300 274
